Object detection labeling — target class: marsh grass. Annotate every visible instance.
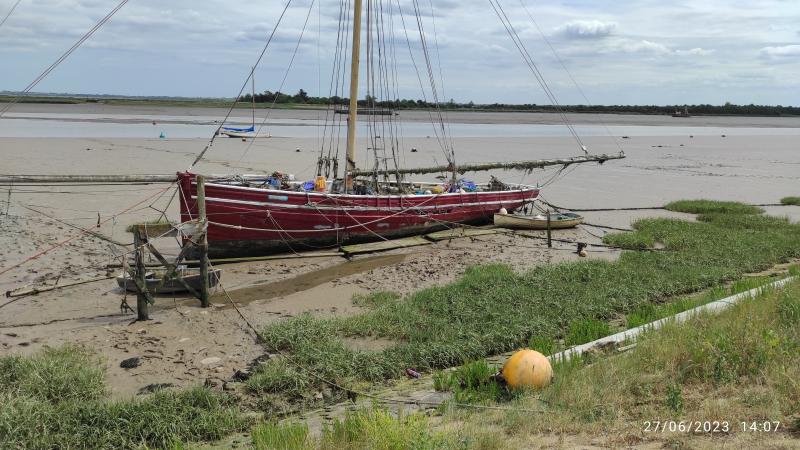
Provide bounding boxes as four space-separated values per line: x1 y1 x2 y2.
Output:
565 318 612 346
527 335 557 356
625 275 780 328
252 409 450 450
252 421 309 450
438 280 800 447
432 360 516 404
0 346 248 449
780 196 800 206
251 201 800 410
0 344 105 403
665 199 763 214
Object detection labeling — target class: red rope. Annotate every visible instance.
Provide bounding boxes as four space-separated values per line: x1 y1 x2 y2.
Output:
0 186 172 277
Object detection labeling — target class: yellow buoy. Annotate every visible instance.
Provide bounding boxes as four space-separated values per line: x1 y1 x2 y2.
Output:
502 349 552 389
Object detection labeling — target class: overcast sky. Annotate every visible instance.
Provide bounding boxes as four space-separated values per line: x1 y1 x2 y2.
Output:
1 0 799 105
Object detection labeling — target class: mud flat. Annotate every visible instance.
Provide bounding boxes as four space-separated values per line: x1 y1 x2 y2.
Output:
1 107 799 397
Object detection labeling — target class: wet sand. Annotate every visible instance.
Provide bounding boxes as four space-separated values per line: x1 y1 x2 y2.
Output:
1 106 799 398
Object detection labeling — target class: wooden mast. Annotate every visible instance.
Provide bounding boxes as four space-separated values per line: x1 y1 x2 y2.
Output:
345 0 363 190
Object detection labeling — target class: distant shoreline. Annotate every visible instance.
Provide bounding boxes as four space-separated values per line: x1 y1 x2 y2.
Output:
1 95 798 118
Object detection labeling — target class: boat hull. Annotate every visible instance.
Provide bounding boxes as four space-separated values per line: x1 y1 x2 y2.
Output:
178 172 539 257
116 269 222 294
493 213 583 230
221 131 256 139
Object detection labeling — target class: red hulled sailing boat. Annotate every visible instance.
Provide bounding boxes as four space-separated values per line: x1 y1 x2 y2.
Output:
178 0 622 257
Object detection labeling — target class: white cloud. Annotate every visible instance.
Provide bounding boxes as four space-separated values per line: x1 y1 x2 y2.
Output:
556 20 616 39
676 47 716 56
616 39 671 55
2 0 800 105
760 44 800 58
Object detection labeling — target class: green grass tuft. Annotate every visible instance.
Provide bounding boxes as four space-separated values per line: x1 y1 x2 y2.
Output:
527 335 557 356
565 319 612 346
319 409 450 450
0 346 248 449
665 199 763 214
781 196 800 206
252 421 309 450
0 344 105 404
432 360 514 404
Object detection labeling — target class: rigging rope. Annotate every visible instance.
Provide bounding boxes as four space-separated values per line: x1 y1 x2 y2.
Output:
517 0 624 155
395 0 453 166
0 186 171 276
237 0 317 164
487 0 587 155
0 0 22 29
189 0 294 169
0 0 130 119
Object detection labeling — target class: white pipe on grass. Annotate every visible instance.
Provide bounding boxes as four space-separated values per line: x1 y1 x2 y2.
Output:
549 275 797 363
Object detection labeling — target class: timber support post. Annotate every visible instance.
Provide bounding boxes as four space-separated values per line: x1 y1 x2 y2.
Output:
546 210 552 248
133 228 149 321
197 175 210 308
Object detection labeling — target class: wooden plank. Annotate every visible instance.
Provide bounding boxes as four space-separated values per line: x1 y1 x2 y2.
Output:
133 222 178 237
133 229 152 320
341 236 431 255
145 242 202 300
425 227 506 242
197 175 210 308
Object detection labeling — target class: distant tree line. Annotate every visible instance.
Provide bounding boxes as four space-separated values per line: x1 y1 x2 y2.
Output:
239 90 800 116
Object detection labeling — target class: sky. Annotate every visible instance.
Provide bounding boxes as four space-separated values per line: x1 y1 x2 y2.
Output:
1 0 799 105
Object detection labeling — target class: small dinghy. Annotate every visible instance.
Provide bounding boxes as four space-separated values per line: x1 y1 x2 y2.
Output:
117 267 221 294
494 212 584 230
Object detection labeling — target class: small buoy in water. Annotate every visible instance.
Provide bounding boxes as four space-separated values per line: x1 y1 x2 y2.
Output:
241 138 247 142
502 349 552 389
579 249 588 257
152 120 156 126
689 135 694 138
411 147 418 152
498 207 508 215
721 134 727 138
296 147 301 152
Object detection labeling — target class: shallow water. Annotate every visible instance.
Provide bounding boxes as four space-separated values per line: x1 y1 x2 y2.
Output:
3 112 800 139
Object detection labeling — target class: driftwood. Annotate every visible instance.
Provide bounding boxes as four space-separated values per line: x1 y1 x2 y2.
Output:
350 153 625 177
5 276 115 298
